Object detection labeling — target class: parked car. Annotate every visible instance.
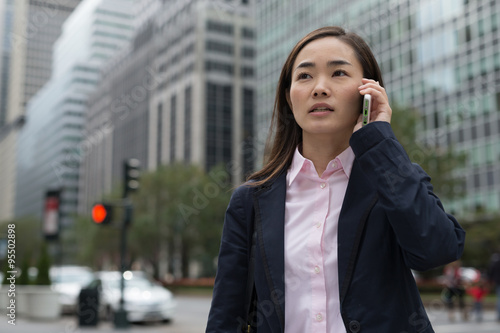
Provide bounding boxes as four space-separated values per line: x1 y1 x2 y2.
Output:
95 270 176 323
50 266 95 313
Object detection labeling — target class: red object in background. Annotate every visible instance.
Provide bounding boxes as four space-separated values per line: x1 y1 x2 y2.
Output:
43 190 60 240
466 285 489 302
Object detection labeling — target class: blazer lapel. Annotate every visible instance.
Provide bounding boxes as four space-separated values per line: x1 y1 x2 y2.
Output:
253 171 287 330
338 160 378 304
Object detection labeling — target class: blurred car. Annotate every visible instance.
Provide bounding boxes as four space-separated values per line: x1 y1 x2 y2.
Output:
96 270 176 323
459 267 481 283
50 266 95 313
436 266 482 286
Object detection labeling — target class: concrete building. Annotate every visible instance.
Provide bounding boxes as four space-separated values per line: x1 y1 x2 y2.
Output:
0 0 80 222
0 0 15 129
14 0 135 222
149 0 255 182
78 18 158 214
79 0 255 214
254 0 500 214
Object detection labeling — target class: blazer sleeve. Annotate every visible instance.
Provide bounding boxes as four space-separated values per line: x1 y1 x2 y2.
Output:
206 185 252 332
349 121 466 271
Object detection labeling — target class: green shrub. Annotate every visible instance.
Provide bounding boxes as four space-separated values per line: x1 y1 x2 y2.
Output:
34 244 51 285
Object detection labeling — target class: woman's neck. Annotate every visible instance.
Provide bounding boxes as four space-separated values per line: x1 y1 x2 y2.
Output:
301 133 350 177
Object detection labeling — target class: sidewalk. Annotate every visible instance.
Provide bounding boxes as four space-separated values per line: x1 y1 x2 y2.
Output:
430 309 499 333
0 316 169 333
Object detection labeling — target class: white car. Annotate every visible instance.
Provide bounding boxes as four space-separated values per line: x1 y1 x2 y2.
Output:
96 270 176 323
50 266 95 313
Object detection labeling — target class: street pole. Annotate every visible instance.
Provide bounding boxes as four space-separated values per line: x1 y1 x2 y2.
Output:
114 158 139 329
114 201 132 329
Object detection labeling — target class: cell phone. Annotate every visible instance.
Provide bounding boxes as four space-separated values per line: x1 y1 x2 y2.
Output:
362 94 371 127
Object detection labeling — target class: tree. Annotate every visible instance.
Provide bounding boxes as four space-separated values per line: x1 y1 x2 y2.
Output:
34 243 52 285
390 105 467 203
130 163 232 279
67 214 121 269
17 257 32 285
0 217 42 266
460 212 500 269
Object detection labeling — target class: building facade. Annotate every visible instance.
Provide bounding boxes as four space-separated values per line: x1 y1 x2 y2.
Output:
0 0 14 129
78 18 158 214
148 0 255 182
0 0 80 222
254 0 500 214
14 0 135 222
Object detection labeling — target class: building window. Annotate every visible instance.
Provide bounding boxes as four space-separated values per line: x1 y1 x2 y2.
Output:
206 40 234 55
205 61 234 74
170 95 177 162
206 20 233 35
184 86 192 162
157 103 163 167
241 66 254 77
242 46 255 58
205 82 232 172
242 27 254 39
242 88 254 178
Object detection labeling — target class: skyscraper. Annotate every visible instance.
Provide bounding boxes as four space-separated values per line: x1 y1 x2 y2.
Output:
80 0 256 213
149 0 255 181
254 0 500 214
0 0 80 222
0 0 15 129
14 0 135 222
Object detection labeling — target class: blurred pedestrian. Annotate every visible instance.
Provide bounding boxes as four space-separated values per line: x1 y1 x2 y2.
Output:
442 261 467 322
206 26 466 333
466 278 489 322
487 251 500 321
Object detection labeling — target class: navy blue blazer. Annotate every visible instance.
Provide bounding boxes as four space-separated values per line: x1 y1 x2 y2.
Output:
206 122 465 333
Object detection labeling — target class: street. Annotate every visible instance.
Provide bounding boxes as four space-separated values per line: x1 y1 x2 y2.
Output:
0 294 498 332
0 295 212 333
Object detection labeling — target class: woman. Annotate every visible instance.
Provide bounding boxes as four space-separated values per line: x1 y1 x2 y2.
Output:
206 26 465 333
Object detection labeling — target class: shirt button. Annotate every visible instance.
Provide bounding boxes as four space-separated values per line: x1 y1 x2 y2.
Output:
315 222 321 228
332 161 337 168
314 266 320 274
320 183 326 189
315 313 323 322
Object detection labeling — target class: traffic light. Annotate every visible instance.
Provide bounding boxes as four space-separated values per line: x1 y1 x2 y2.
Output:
91 203 113 225
123 158 140 197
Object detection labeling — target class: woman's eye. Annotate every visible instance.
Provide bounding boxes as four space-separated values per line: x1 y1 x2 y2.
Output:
297 73 311 80
333 70 347 77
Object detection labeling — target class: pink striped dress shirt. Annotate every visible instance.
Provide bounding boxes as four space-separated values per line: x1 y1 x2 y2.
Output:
284 146 355 333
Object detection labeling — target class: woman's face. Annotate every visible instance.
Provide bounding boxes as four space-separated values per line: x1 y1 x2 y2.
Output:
287 37 364 140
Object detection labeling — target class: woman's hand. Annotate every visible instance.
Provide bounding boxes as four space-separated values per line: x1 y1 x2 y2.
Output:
354 78 392 132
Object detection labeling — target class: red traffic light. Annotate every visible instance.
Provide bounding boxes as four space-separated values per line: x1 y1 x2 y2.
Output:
92 203 112 224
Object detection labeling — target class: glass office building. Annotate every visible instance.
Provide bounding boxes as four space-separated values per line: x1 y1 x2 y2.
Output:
0 0 80 222
14 0 135 221
254 0 500 214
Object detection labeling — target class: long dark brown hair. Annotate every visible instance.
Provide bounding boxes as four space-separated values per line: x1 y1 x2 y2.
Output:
247 26 385 186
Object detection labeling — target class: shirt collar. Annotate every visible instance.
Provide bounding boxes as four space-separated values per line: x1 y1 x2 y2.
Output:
287 145 355 187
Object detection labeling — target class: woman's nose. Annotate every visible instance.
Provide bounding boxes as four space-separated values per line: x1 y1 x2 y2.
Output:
312 80 330 97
